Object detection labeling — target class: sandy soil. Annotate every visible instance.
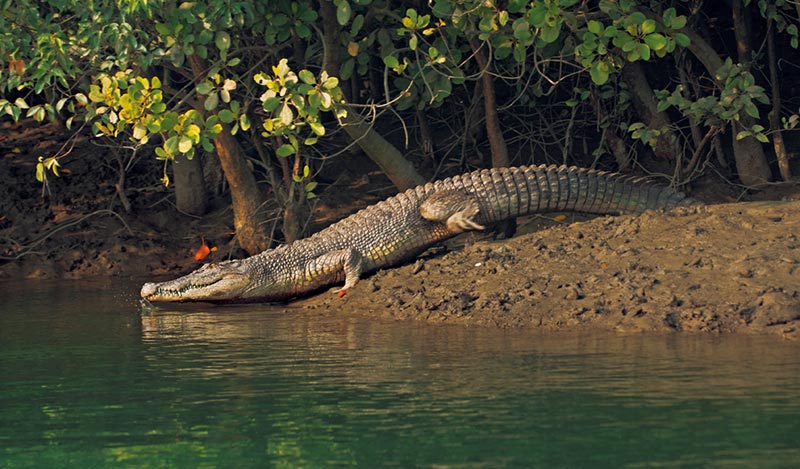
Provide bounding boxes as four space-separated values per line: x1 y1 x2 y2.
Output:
2 120 799 339
295 201 800 340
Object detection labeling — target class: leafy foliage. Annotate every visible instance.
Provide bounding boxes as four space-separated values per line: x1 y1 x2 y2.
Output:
2 0 800 197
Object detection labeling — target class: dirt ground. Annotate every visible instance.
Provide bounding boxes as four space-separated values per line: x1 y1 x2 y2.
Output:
2 120 799 339
296 200 800 340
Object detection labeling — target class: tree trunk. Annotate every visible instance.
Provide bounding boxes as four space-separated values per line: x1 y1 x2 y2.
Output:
212 126 270 254
766 18 792 181
470 40 510 168
172 154 207 216
340 113 426 190
620 62 680 161
470 39 515 237
319 0 426 191
187 54 269 254
640 7 772 187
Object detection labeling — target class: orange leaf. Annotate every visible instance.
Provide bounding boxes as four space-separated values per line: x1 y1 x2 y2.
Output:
553 214 567 222
194 238 216 261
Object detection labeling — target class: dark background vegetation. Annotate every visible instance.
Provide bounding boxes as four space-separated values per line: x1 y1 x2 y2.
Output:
1 0 799 278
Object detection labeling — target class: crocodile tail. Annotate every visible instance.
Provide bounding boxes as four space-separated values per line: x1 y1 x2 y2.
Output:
447 165 690 223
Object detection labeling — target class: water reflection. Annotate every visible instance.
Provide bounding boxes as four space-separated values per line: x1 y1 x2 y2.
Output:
2 281 799 467
140 306 800 402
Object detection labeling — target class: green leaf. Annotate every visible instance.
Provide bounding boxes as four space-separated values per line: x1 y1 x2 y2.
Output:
178 136 192 153
340 58 355 80
735 130 751 140
279 102 293 125
743 100 760 119
588 20 603 35
33 106 46 122
215 31 231 52
590 61 610 85
323 76 339 90
197 82 213 95
218 109 236 123
262 96 281 112
276 143 295 157
383 55 399 68
351 14 365 35
540 23 561 43
204 92 219 111
629 12 646 25
498 10 509 26
305 181 318 192
309 120 325 136
155 23 172 36
239 113 250 131
644 33 667 51
298 69 315 85
662 7 676 25
164 136 179 156
639 43 651 61
641 19 656 34
133 124 148 140
674 33 690 47
755 133 769 143
335 0 351 25
185 124 201 142
670 15 687 29
169 46 185 67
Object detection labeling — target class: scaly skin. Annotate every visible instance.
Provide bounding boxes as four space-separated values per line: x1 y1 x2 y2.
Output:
141 165 691 303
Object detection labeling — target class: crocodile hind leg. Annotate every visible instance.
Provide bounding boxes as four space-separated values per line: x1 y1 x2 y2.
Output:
420 189 486 233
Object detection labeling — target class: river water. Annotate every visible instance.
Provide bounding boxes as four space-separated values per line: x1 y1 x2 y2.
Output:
1 279 798 467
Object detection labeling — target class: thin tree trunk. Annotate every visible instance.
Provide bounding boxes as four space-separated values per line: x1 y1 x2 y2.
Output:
340 113 426 189
470 39 510 168
767 18 792 181
620 62 680 161
731 0 751 62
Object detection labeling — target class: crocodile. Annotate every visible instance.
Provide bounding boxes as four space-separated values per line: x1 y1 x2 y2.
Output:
140 164 691 304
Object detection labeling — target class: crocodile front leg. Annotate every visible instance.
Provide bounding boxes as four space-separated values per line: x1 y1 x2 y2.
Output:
420 189 486 233
304 248 365 295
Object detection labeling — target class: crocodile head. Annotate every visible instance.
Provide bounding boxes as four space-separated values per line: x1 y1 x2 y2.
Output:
141 260 253 303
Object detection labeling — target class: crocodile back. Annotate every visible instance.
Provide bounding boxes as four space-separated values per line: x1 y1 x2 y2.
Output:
423 165 688 224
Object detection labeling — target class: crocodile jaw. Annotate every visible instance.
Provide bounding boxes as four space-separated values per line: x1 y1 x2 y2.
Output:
141 261 252 302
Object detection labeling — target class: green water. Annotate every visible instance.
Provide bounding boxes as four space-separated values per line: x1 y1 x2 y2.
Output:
1 280 798 468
